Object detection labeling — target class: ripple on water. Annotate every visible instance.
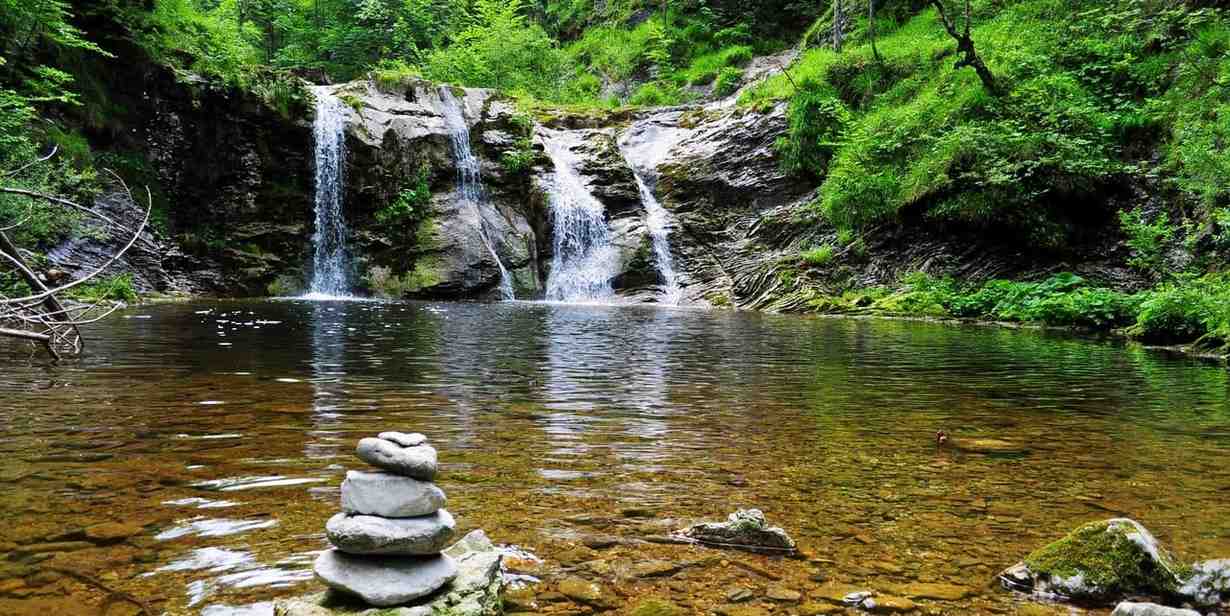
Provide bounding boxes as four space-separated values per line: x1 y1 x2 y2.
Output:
192 476 327 491
156 517 279 540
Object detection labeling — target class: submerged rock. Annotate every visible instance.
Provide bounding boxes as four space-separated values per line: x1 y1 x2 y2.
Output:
1111 602 1201 616
1178 559 1230 606
680 509 796 553
276 530 502 616
325 510 455 555
355 438 437 480
313 550 457 607
999 518 1191 604
340 470 445 518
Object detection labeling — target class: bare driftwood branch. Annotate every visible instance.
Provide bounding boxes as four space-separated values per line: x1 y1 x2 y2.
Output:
1 159 152 359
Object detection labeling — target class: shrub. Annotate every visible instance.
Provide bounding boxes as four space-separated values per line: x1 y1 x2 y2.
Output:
375 167 431 227
800 244 835 266
713 67 743 97
1130 274 1230 348
1118 209 1175 274
777 81 849 178
67 274 138 304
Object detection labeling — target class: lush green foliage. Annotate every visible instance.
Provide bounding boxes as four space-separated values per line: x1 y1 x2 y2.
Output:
751 1 1229 248
66 273 139 303
375 167 432 227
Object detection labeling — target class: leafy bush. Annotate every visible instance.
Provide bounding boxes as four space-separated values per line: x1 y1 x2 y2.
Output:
66 273 138 304
375 167 431 227
713 67 743 97
777 81 849 178
1118 210 1175 274
371 59 423 91
800 244 835 266
1130 274 1230 349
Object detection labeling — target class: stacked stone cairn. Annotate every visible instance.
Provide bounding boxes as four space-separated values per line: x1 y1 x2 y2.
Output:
314 432 458 607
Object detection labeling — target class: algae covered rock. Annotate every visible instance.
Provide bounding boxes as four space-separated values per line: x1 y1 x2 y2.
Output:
679 509 796 553
999 518 1191 604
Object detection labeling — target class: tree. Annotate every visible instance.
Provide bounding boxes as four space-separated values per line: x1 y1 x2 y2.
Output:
832 0 845 52
869 0 881 63
1 151 151 360
929 0 999 95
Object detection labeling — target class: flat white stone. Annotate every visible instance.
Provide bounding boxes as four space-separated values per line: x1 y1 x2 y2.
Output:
340 471 445 518
356 438 437 480
379 432 427 447
313 549 456 607
1112 602 1201 616
326 510 455 555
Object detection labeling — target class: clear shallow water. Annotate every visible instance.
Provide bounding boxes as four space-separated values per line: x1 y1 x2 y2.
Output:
1 300 1228 615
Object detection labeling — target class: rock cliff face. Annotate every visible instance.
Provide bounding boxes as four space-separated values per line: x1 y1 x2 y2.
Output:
56 69 1131 306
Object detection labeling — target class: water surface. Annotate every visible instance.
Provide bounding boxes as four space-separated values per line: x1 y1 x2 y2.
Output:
1 300 1228 615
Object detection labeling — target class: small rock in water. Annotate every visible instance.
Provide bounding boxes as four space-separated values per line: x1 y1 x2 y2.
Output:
326 510 456 555
1111 602 1201 616
356 438 437 480
1178 559 1230 606
341 470 445 518
843 591 873 606
313 549 457 607
680 509 796 553
379 432 427 447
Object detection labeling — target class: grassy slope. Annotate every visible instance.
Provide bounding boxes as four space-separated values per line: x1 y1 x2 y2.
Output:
721 0 1230 354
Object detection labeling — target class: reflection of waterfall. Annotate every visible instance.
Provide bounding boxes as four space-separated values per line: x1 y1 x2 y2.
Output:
541 130 620 302
438 88 514 301
305 303 348 460
618 126 685 305
307 88 352 298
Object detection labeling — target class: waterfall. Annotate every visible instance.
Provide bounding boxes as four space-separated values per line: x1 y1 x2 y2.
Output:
541 130 621 303
619 125 686 305
632 172 683 305
307 88 352 298
438 88 515 301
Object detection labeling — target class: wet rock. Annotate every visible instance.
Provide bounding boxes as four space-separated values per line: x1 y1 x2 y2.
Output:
627 560 683 579
580 535 621 550
355 438 437 480
1111 602 1201 616
83 522 142 544
765 585 802 602
279 530 501 615
679 509 796 553
557 576 615 609
630 599 685 616
312 549 457 607
843 590 874 606
713 605 770 616
379 432 427 448
870 596 918 613
895 582 974 601
325 510 455 555
799 603 844 615
1178 559 1230 605
340 470 445 518
725 586 755 603
1000 518 1190 604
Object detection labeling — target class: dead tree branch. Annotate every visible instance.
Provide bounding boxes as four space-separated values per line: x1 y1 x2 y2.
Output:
1 163 152 359
930 0 1000 95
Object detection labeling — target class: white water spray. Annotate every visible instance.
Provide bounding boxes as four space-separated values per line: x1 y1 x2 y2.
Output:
632 173 682 305
541 130 621 303
439 88 514 301
307 88 352 299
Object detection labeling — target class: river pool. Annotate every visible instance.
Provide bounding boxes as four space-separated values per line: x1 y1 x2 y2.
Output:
1 300 1228 615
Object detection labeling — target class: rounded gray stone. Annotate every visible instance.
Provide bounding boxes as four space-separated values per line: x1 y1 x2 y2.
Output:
356 438 437 480
341 471 445 518
313 549 457 607
326 510 456 555
379 431 427 447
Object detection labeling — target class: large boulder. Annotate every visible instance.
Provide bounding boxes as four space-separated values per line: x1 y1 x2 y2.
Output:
275 530 503 616
999 519 1195 605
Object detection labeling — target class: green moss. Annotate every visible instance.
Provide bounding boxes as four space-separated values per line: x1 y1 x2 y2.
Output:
630 599 685 616
1024 519 1191 599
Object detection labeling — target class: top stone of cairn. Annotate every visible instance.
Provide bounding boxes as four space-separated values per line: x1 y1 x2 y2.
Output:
356 433 438 480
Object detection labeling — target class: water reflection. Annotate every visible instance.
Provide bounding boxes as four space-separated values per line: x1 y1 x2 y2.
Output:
0 301 1227 615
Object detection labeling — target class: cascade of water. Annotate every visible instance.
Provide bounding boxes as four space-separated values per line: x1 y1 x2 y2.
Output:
619 124 686 305
307 88 352 298
438 88 515 301
631 172 683 305
541 130 621 303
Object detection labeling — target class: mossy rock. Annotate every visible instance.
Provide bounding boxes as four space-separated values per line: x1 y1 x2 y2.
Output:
630 599 685 616
1001 518 1192 604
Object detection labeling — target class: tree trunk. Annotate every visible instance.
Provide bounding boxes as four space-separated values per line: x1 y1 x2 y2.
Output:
929 0 999 95
833 0 845 52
